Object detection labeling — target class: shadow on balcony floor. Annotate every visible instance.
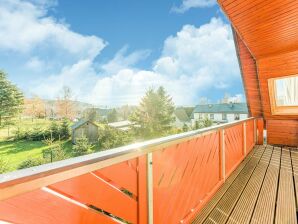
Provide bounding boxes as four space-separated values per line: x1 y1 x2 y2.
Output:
193 144 298 224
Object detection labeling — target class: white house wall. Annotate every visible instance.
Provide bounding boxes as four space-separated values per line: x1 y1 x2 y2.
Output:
192 112 248 125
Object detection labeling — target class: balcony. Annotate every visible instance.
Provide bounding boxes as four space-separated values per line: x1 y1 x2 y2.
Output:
0 117 269 224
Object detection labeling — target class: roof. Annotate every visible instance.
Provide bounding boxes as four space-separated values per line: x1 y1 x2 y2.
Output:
108 120 133 128
174 108 191 123
192 103 248 117
71 119 99 130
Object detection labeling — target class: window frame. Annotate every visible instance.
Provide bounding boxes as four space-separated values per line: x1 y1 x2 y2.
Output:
234 114 240 120
268 74 298 115
222 113 227 120
210 114 214 120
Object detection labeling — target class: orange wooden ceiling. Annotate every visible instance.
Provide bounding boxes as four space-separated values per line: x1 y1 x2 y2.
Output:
218 0 298 59
219 0 298 146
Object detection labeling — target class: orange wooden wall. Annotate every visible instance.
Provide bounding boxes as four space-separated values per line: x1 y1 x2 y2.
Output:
219 0 298 146
258 51 298 145
233 32 262 117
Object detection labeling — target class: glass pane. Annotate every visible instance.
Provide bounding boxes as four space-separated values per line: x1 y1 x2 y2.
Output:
275 76 298 106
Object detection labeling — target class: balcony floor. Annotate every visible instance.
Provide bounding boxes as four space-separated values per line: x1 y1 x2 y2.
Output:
193 144 298 224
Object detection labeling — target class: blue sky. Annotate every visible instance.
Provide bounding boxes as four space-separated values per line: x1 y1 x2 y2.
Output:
0 0 244 106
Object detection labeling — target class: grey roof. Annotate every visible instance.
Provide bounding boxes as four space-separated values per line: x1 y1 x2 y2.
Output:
192 103 248 118
71 119 99 130
174 108 191 122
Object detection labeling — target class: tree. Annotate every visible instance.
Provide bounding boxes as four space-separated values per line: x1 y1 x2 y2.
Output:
130 86 175 139
0 71 24 126
23 96 46 121
60 119 70 139
201 117 213 128
107 109 118 123
73 136 93 156
182 123 189 132
56 86 76 120
84 108 100 122
98 125 133 150
193 117 213 130
49 121 60 140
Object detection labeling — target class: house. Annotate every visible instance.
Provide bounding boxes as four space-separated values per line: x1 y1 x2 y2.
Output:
173 108 191 128
71 119 99 144
191 103 248 125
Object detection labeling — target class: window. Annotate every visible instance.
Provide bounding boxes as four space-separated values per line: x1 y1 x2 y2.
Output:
210 114 214 120
222 113 227 120
234 114 240 120
198 113 203 119
268 75 298 115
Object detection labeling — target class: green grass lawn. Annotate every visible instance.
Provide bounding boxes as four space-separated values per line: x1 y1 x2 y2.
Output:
0 140 73 172
0 118 105 173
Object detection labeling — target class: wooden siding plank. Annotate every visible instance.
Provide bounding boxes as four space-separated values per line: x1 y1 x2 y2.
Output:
153 132 222 224
0 189 117 224
224 124 244 176
275 148 297 224
219 0 298 58
226 145 273 224
267 120 298 146
93 159 138 195
49 172 138 223
202 145 265 224
192 146 257 224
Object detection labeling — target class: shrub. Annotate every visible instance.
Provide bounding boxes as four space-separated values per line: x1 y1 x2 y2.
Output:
14 121 70 141
73 136 93 156
18 157 44 170
42 139 66 162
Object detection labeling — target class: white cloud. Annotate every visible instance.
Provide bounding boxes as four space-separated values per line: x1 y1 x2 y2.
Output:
86 17 240 106
0 0 240 107
0 0 106 60
172 0 217 13
101 46 151 74
31 17 240 106
25 57 45 71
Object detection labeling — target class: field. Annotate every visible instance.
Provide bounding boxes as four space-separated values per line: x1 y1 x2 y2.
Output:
0 140 73 172
0 118 53 140
0 118 73 172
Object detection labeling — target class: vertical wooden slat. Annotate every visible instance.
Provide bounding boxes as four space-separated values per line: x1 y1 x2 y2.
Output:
138 155 148 224
257 118 264 145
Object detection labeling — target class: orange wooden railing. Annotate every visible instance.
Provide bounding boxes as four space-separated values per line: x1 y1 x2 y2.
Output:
0 117 263 224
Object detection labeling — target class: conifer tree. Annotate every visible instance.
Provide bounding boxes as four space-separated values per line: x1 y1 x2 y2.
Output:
0 71 24 126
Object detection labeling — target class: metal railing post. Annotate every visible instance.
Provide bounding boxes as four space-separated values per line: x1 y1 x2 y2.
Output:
147 153 154 224
254 119 257 144
243 122 247 156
